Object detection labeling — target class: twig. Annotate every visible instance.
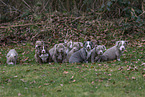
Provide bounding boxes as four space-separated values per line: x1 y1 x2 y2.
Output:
22 0 34 12
0 23 43 29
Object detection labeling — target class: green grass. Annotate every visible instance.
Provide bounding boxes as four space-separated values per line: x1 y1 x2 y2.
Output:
0 41 145 97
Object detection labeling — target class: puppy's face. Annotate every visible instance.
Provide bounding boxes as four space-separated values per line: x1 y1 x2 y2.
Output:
84 41 93 51
56 44 66 60
116 41 128 51
73 43 81 50
72 46 79 52
7 53 17 62
40 45 47 54
96 45 106 55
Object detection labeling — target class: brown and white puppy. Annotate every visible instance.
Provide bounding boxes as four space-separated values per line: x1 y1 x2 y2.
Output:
101 41 128 61
91 45 106 63
69 41 94 63
49 43 67 63
6 49 18 65
34 42 50 63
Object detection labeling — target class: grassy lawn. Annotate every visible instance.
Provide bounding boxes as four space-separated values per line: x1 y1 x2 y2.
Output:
0 40 144 97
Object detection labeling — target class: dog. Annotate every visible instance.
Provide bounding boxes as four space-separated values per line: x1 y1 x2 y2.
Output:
101 41 128 61
69 41 94 63
49 43 67 63
91 45 106 63
34 42 50 63
6 49 18 65
66 46 80 62
64 40 73 54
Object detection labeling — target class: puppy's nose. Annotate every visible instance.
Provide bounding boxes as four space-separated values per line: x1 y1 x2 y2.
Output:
42 50 46 53
87 46 90 49
100 51 103 55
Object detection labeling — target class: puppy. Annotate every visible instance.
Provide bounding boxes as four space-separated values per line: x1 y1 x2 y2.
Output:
66 46 80 62
69 41 94 63
49 43 67 63
34 42 50 63
64 40 73 54
6 49 18 65
101 41 128 61
91 45 106 63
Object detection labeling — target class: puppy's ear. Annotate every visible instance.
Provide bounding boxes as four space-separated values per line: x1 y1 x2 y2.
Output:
125 41 128 45
68 40 73 48
79 42 83 48
53 44 58 52
103 45 106 50
116 41 120 47
91 41 94 48
83 41 87 47
64 39 68 46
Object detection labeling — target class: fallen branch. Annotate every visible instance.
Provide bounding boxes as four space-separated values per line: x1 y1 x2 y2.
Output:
0 23 43 29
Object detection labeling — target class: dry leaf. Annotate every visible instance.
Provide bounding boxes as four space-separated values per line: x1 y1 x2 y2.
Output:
63 71 69 74
44 83 49 85
38 85 41 88
18 93 21 96
60 84 63 86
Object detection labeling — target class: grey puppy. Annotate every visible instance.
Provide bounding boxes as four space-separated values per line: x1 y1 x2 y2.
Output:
6 49 18 65
64 40 73 54
65 41 83 62
34 42 50 63
101 41 128 61
91 45 106 63
69 41 93 63
49 43 67 63
66 46 80 62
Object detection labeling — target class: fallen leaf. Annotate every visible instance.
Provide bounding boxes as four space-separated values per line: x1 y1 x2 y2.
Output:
44 83 49 85
91 81 94 84
71 76 74 79
20 79 27 82
132 77 135 80
63 71 69 74
18 93 21 96
14 76 18 78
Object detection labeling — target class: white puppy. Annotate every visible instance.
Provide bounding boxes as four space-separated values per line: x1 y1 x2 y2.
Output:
101 41 128 61
6 49 18 65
